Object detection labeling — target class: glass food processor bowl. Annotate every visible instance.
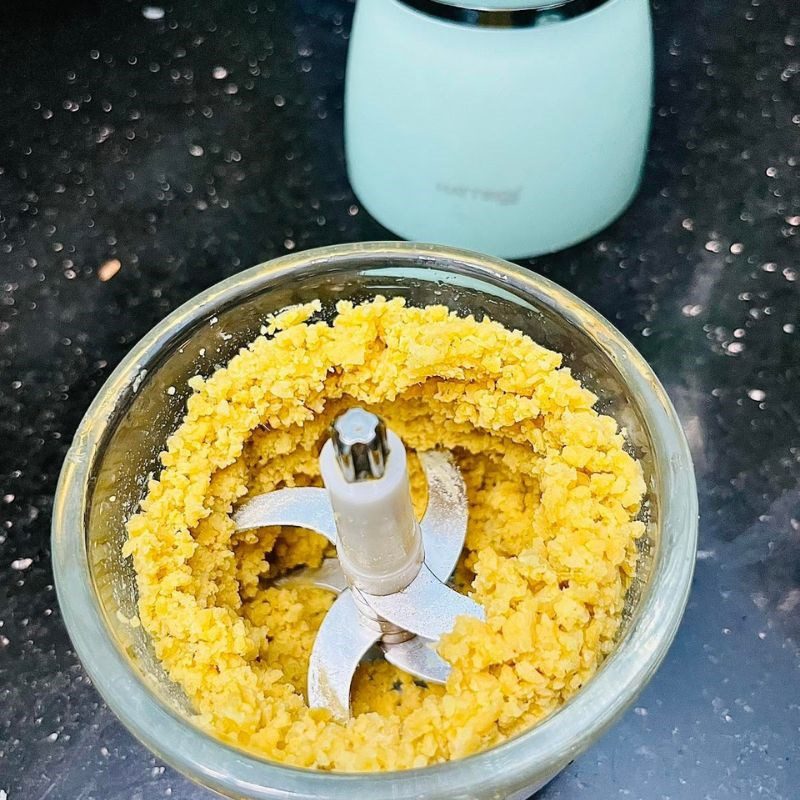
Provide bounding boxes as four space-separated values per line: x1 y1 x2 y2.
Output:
51 242 697 800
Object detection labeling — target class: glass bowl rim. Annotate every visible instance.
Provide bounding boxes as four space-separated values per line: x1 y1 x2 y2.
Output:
52 241 697 799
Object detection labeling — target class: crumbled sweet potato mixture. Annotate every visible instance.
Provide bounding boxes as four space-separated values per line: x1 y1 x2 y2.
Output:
124 296 645 771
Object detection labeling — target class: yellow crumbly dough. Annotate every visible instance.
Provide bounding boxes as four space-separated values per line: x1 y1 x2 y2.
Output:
124 296 645 771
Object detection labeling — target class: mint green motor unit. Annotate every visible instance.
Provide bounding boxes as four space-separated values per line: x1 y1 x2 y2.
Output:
345 0 653 259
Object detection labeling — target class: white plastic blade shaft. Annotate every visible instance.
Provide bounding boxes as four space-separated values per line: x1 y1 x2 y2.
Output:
319 431 422 595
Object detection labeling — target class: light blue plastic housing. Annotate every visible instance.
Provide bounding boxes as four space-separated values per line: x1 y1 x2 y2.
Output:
345 0 653 258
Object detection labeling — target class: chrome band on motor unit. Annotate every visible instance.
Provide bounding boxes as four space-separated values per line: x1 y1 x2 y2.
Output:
396 0 609 27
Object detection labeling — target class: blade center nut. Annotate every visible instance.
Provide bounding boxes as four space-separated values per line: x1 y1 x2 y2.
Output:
331 408 390 482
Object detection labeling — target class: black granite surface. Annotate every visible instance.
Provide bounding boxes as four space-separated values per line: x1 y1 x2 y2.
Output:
1 0 798 797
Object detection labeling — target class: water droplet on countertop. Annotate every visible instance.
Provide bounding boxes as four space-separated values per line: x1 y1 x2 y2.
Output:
142 6 165 21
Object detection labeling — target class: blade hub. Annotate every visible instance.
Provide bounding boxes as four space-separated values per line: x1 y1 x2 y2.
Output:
233 408 484 719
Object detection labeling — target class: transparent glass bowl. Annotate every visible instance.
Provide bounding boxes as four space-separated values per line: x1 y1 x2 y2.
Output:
52 242 697 800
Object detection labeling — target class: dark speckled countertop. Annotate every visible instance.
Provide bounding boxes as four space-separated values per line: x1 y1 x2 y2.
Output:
1 0 798 797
